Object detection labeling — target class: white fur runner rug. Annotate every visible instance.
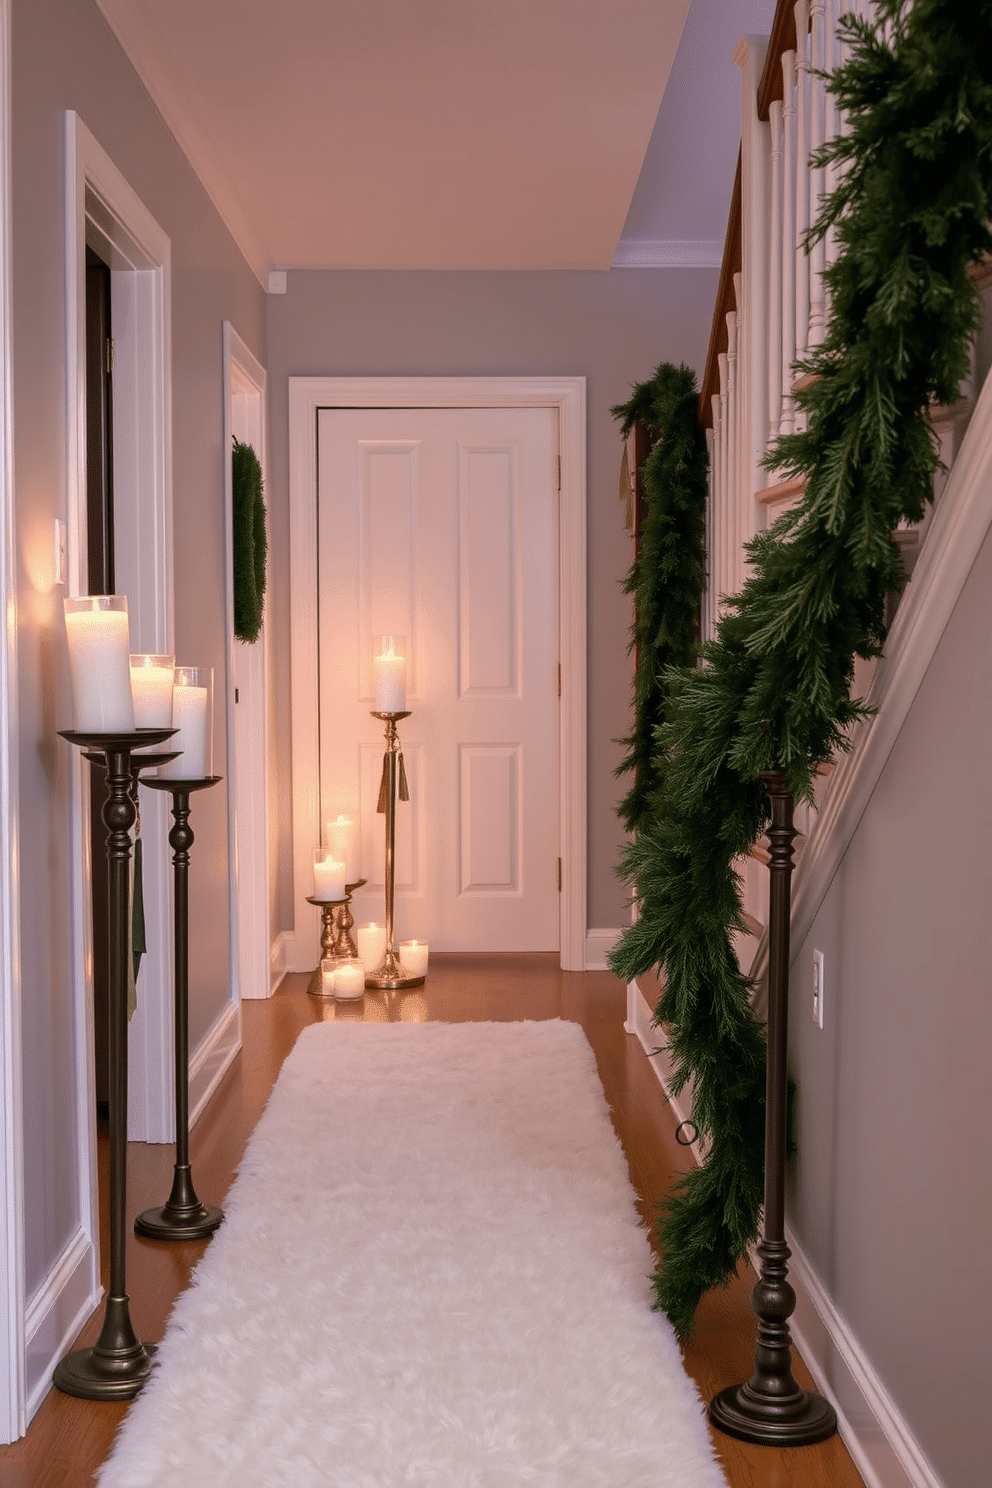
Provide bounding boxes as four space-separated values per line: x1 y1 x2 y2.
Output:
98 1020 727 1488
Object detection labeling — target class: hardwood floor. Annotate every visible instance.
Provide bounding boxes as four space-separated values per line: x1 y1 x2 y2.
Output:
1 955 866 1486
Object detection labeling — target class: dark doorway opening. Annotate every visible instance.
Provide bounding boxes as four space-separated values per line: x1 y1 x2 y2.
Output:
85 244 115 1109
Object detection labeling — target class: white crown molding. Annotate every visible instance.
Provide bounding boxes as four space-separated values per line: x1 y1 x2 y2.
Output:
611 238 723 269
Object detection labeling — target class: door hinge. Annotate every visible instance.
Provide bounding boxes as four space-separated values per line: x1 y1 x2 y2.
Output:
557 857 562 893
235 687 240 703
557 454 561 491
106 337 115 375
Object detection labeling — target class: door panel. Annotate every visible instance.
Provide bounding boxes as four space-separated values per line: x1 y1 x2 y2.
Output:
317 405 559 951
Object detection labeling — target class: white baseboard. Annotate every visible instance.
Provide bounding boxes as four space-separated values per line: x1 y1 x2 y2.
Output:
269 931 289 993
23 1225 99 1423
584 927 620 970
625 978 943 1488
189 1000 241 1128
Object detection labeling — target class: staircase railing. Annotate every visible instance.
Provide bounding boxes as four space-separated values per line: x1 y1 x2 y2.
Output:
699 0 983 979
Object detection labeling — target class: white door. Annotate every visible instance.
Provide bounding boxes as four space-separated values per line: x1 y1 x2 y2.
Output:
316 405 560 950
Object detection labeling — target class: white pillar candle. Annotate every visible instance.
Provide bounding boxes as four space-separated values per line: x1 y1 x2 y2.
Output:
319 959 337 997
158 666 211 778
334 960 366 999
399 939 429 977
325 814 358 883
130 654 175 727
373 637 407 712
313 854 346 901
64 597 135 732
356 922 388 968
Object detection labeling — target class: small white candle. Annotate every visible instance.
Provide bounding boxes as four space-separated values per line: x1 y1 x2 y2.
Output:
334 960 366 999
356 922 388 968
130 654 174 727
399 939 429 977
158 666 211 779
373 643 406 712
325 814 358 883
313 855 346 901
319 959 337 997
64 598 135 732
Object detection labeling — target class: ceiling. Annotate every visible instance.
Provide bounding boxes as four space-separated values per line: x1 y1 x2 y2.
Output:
96 0 777 287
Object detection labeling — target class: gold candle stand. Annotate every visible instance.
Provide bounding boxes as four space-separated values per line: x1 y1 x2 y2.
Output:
365 711 424 989
306 878 366 996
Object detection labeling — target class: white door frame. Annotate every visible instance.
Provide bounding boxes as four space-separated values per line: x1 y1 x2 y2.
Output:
0 0 25 1445
222 323 271 1000
65 110 175 1166
287 376 587 971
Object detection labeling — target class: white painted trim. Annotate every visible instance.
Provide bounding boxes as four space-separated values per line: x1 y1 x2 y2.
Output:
65 112 176 1151
786 1235 944 1488
22 1226 98 1425
270 931 289 993
584 927 621 970
188 1000 241 1128
611 239 723 269
288 376 587 971
626 978 944 1488
791 358 992 959
0 0 24 1445
222 322 270 1007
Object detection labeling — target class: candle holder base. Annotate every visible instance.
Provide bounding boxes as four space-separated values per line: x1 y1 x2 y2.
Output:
135 1201 224 1241
52 1294 156 1401
708 1383 837 1447
365 947 425 990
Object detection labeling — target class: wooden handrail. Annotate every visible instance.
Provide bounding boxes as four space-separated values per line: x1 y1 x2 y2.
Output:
699 0 803 427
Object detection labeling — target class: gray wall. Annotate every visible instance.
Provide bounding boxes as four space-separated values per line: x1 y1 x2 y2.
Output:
13 0 264 1296
265 266 717 934
790 520 992 1487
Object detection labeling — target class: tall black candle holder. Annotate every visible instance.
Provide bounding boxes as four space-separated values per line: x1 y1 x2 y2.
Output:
365 711 424 989
55 727 175 1401
134 776 224 1241
708 770 837 1446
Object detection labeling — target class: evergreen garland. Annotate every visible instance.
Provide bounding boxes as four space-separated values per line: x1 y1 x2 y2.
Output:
233 438 268 643
610 0 992 1338
612 364 708 835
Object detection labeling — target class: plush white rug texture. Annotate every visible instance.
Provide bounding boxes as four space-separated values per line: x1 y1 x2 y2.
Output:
98 1019 727 1487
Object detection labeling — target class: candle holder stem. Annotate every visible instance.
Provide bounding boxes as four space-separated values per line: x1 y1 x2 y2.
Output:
366 712 423 989
135 777 223 1241
54 729 176 1400
708 770 837 1446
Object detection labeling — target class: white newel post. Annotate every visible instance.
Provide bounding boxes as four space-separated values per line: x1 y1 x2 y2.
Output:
726 308 740 595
